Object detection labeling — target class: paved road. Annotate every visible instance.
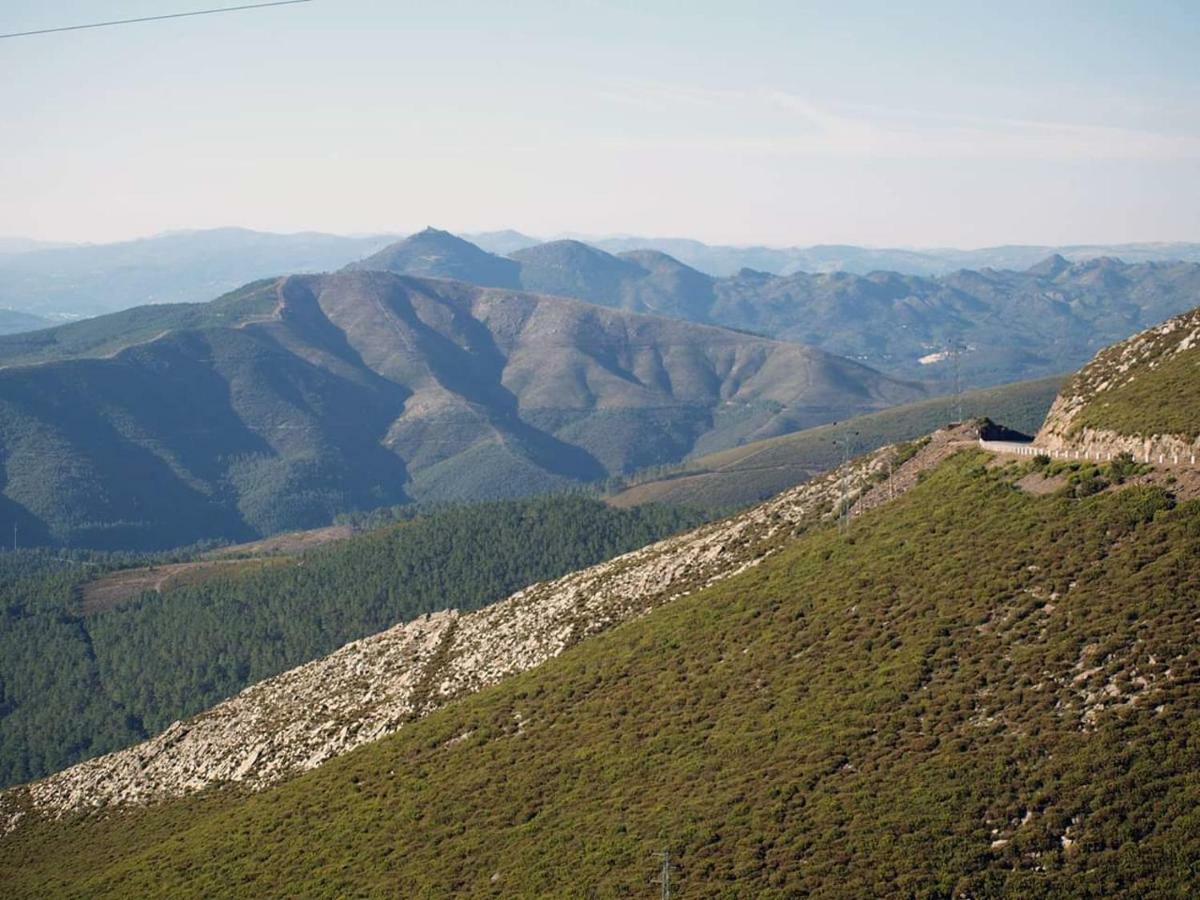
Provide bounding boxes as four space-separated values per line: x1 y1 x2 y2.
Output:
978 439 1198 467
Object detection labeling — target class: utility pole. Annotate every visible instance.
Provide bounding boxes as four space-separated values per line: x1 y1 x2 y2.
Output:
652 850 676 900
949 339 964 424
833 429 858 531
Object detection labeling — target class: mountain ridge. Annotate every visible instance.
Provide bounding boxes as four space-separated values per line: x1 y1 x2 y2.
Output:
0 270 921 549
4 227 1200 326
357 231 1200 385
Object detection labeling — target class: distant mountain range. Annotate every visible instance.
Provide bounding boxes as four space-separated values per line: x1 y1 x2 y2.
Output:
468 230 1200 277
0 228 399 319
0 271 921 549
0 309 49 335
2 226 1197 323
353 229 1200 385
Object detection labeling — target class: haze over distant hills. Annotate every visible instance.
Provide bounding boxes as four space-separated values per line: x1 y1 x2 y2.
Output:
0 310 49 336
2 226 1198 324
358 230 1200 386
0 228 399 319
468 230 1200 277
0 270 920 549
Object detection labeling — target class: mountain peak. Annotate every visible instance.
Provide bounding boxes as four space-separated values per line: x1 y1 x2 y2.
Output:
1027 253 1071 277
348 229 520 288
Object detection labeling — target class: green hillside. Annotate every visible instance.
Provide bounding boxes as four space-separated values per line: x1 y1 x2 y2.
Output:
5 452 1197 896
1065 307 1200 440
608 376 1062 509
0 496 706 787
0 279 278 368
0 270 920 550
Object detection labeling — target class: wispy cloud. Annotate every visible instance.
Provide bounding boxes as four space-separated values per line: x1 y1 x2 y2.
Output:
595 83 1200 162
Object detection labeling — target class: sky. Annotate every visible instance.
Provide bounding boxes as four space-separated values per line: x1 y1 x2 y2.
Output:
2 0 1199 248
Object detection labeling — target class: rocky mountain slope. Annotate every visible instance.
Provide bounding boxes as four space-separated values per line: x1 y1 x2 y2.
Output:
1037 305 1200 462
0 270 920 549
0 496 704 788
359 231 1200 385
2 434 1197 896
1 428 950 827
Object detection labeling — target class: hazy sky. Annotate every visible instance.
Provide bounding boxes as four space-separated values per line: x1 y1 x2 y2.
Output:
3 0 1199 247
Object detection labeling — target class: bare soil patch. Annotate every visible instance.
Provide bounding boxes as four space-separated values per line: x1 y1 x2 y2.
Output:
1015 472 1066 495
80 558 292 616
204 525 352 559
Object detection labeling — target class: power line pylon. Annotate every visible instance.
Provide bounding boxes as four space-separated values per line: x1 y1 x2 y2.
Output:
652 850 677 900
948 339 965 423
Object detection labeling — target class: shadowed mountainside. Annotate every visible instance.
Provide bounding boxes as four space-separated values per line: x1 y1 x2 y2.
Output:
0 270 921 549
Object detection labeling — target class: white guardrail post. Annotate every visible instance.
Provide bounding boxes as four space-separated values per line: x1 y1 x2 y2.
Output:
977 439 1195 467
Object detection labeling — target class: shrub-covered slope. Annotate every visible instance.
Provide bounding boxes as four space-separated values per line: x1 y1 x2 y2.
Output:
0 496 705 787
1039 306 1200 456
3 452 1197 897
608 375 1061 509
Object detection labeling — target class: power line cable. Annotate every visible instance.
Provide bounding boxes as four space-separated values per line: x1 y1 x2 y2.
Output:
0 0 312 40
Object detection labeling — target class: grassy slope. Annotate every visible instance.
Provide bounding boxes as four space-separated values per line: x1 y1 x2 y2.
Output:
5 452 1198 897
608 376 1062 509
1073 347 1200 439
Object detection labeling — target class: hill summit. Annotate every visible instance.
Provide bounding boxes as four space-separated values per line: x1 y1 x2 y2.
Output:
1037 304 1200 461
347 227 521 288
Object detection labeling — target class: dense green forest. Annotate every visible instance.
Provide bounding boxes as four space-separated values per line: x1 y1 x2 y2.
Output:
0 496 706 787
4 453 1198 896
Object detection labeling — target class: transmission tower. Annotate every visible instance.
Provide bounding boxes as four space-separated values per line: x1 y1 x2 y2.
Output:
652 850 677 900
833 429 858 531
948 339 965 423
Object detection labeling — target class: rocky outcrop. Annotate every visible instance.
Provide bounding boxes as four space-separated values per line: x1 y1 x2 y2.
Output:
1 432 964 833
1036 426 1198 466
1036 307 1200 462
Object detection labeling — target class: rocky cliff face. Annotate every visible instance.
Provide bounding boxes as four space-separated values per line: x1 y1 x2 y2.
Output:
0 431 964 833
1037 307 1200 463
